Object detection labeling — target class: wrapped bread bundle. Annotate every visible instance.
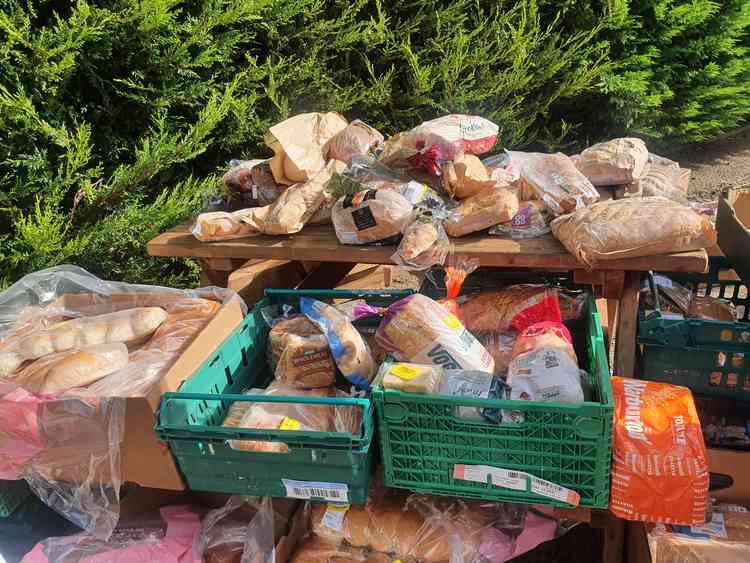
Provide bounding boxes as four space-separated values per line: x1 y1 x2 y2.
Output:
375 294 494 374
688 295 737 321
379 362 443 394
550 197 717 267
444 186 519 237
243 160 347 235
640 162 688 204
224 384 334 453
441 154 498 199
307 189 336 226
332 189 414 245
0 307 167 377
301 298 375 390
267 315 335 389
576 137 649 187
324 120 384 165
489 200 550 239
391 216 449 271
222 159 264 194
460 285 563 334
192 210 258 242
11 343 129 394
508 151 598 216
264 112 348 185
379 114 499 175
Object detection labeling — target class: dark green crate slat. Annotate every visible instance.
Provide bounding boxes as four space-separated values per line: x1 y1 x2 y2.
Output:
0 480 30 517
638 269 750 400
374 274 613 508
156 289 412 503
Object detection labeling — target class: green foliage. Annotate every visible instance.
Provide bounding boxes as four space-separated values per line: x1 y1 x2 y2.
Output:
0 0 748 287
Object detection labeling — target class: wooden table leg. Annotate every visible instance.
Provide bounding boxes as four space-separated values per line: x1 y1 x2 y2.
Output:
614 271 641 378
198 258 248 287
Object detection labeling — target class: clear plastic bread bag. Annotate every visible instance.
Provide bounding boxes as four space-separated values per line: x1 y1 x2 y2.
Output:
194 496 279 563
489 200 551 239
323 120 384 165
391 213 450 271
0 265 242 537
22 504 202 562
331 188 414 245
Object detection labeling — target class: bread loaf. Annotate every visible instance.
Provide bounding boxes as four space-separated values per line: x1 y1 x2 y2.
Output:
576 137 648 186
441 153 497 199
332 189 413 245
444 186 519 237
375 294 494 374
192 210 258 241
392 219 449 270
12 343 129 394
640 163 688 204
290 537 376 563
508 151 598 216
550 197 717 267
267 315 335 389
380 362 442 394
324 120 383 165
460 286 560 333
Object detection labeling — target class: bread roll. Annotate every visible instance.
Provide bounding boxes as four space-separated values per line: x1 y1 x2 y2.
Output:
376 294 494 374
392 219 449 270
332 189 414 245
444 186 519 237
576 137 648 186
12 343 129 394
267 316 335 388
550 197 717 267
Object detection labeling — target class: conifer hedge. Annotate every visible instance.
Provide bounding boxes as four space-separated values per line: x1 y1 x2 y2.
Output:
1 0 748 287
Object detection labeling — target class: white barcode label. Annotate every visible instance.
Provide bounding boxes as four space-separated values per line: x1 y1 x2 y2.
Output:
281 479 349 502
653 274 673 289
321 503 349 531
453 464 580 507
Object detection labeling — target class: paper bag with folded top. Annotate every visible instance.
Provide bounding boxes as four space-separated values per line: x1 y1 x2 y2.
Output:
265 112 348 185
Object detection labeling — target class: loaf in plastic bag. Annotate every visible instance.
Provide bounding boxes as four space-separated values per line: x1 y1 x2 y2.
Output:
641 161 688 204
688 295 736 321
301 298 375 390
22 504 202 563
375 294 494 374
332 189 414 245
610 377 709 525
324 120 383 165
508 151 598 216
379 114 499 175
441 153 498 199
391 215 449 271
265 112 348 185
576 137 649 186
266 315 335 389
550 197 717 267
444 185 519 237
459 285 563 334
223 159 264 194
192 210 259 242
489 200 550 239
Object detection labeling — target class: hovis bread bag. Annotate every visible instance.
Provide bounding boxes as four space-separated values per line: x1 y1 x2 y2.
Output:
610 377 709 526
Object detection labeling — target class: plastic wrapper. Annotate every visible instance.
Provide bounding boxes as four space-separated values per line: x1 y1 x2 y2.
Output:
379 114 499 175
510 321 577 364
266 315 335 389
648 273 693 315
489 200 551 239
307 189 335 226
391 215 449 271
375 294 494 374
688 295 736 321
192 210 259 241
507 151 598 216
550 197 717 267
379 362 443 394
459 285 563 334
222 159 285 206
265 112 348 185
392 181 448 213
223 159 264 195
641 161 688 204
441 154 499 199
647 507 750 563
22 504 202 562
575 137 649 186
332 188 413 245
444 186 519 237
301 298 375 390
224 383 360 454
476 331 518 375
324 120 384 165
436 255 479 320
610 377 709 525
195 496 284 563
0 265 241 537
343 155 408 191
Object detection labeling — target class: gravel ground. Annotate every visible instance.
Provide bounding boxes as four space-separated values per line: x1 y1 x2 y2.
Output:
665 126 750 201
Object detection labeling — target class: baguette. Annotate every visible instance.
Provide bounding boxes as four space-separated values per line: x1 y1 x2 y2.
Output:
12 343 129 394
0 307 167 376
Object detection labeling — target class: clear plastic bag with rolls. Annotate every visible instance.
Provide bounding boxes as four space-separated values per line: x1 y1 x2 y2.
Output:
0 265 242 538
391 214 450 271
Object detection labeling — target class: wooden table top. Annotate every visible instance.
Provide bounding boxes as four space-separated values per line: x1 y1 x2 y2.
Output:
148 223 714 273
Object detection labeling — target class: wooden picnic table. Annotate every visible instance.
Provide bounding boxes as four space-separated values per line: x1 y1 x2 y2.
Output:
148 222 713 380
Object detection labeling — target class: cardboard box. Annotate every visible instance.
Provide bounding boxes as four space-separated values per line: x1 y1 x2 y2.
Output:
717 186 750 283
49 293 245 490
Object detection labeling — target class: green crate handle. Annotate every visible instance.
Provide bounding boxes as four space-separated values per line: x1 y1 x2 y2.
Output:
157 393 373 448
265 289 413 300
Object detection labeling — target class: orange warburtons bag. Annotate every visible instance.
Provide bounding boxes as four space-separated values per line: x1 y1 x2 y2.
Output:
610 377 709 526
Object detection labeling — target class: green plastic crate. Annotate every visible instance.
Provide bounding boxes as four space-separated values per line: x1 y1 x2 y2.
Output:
0 480 30 517
638 269 750 400
156 288 412 504
373 271 613 508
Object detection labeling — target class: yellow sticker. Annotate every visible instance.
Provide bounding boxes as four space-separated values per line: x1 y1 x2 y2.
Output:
443 314 462 330
394 560 403 563
327 503 350 512
389 364 420 381
279 417 301 431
